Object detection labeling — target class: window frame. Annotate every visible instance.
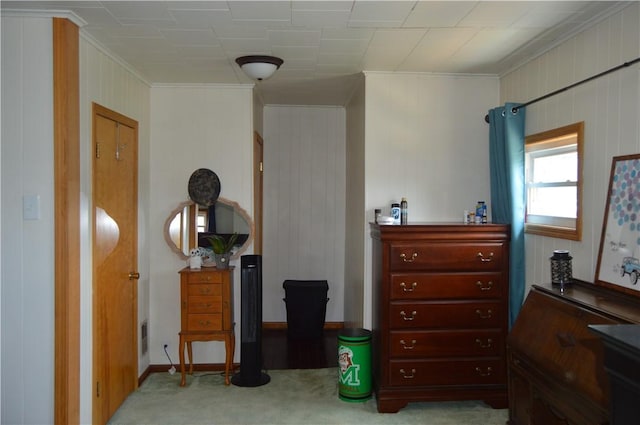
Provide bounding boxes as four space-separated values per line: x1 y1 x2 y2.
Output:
525 122 584 241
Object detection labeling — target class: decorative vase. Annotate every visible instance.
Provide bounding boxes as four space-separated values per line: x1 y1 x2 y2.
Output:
215 253 231 269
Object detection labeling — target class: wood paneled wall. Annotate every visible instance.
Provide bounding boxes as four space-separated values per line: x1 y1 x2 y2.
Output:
500 2 640 293
263 106 346 323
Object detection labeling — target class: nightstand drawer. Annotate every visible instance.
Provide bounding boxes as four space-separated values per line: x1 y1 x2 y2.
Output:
389 329 503 357
390 273 503 300
187 271 224 284
390 242 505 271
187 314 222 331
388 358 505 386
188 296 222 314
389 301 502 328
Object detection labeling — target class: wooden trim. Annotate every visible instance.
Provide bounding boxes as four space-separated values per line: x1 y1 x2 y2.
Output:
140 364 240 386
53 18 80 425
93 102 138 128
525 223 581 241
253 132 264 254
262 322 344 330
524 121 584 241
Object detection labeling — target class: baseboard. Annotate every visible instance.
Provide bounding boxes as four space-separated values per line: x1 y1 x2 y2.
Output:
262 321 344 330
140 363 240 386
140 323 344 385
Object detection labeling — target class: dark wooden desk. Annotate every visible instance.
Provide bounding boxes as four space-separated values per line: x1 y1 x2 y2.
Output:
589 324 640 425
507 281 640 425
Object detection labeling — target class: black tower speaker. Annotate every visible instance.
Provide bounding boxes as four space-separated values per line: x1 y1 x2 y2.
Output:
231 255 270 387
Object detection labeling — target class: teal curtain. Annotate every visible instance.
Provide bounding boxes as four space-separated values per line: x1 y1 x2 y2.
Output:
488 103 525 327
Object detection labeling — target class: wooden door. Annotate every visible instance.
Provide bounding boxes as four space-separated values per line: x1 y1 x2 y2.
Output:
253 132 264 254
92 104 139 424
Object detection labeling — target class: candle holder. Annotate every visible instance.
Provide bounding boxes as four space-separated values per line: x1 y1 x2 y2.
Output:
550 250 573 287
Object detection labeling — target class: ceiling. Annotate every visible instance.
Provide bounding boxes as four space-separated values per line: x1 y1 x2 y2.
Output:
2 1 631 105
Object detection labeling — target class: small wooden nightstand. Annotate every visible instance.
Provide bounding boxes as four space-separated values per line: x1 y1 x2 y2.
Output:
178 267 235 386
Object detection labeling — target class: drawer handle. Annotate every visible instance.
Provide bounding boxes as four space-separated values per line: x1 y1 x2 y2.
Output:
400 339 417 349
475 366 493 376
400 282 417 292
400 310 417 321
200 287 211 294
475 338 493 348
476 252 494 262
400 368 416 379
198 320 212 327
400 252 418 262
475 309 492 319
475 281 493 291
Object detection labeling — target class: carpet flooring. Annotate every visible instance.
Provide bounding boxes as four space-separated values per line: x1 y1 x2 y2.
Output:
108 368 508 425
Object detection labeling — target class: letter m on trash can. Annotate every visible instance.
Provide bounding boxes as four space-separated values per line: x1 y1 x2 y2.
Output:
340 365 361 386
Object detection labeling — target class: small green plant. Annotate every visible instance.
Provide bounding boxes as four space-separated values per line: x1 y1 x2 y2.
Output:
206 233 239 255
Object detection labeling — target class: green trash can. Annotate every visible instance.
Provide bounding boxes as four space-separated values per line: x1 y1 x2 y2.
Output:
338 328 372 402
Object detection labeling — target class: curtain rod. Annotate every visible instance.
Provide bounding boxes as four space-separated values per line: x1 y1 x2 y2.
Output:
484 57 640 123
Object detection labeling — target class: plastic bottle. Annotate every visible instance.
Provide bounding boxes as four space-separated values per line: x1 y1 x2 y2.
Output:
400 198 408 225
476 201 485 224
390 203 401 225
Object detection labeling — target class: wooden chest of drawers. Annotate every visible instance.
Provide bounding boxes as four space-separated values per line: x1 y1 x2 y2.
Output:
178 267 234 386
371 223 510 413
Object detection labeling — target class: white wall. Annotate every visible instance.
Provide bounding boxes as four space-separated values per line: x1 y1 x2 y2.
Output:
500 2 640 294
1 16 55 425
79 35 151 423
149 84 254 365
262 106 346 323
364 72 500 222
361 72 500 327
344 75 367 328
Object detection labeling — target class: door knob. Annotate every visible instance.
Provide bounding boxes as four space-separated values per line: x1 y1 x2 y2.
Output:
128 272 140 280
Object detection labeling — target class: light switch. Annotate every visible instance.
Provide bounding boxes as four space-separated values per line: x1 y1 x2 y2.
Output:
23 194 40 220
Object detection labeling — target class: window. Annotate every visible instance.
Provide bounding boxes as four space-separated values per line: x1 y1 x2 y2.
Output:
525 122 584 240
197 210 207 233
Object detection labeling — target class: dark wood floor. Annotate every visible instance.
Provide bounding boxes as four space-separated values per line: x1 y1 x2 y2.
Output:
262 328 339 370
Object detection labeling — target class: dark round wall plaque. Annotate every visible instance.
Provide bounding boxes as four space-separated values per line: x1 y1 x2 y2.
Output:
188 168 221 207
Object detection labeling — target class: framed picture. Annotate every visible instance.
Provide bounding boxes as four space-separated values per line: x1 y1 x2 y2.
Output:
595 153 640 296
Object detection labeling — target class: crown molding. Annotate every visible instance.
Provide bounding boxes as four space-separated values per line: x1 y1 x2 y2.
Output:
1 9 86 27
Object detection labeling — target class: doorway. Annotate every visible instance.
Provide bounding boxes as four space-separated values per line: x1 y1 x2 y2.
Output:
253 131 264 254
92 103 139 424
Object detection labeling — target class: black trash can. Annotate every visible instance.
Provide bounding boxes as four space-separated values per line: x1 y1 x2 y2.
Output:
283 280 329 340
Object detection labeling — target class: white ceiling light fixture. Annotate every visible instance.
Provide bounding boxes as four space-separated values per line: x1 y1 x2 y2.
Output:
235 55 284 81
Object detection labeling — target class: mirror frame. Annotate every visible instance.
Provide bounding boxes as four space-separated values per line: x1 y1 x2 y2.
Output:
164 196 254 261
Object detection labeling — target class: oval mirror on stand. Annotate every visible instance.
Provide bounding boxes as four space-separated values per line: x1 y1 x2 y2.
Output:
164 197 254 261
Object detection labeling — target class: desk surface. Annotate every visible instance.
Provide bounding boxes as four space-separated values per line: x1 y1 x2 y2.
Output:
589 324 640 354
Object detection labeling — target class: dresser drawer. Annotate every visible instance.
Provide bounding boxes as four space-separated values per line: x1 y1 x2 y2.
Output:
389 242 505 271
390 301 502 328
187 314 222 331
188 295 222 314
390 329 503 358
388 358 505 386
187 271 225 284
187 283 222 297
390 273 503 300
